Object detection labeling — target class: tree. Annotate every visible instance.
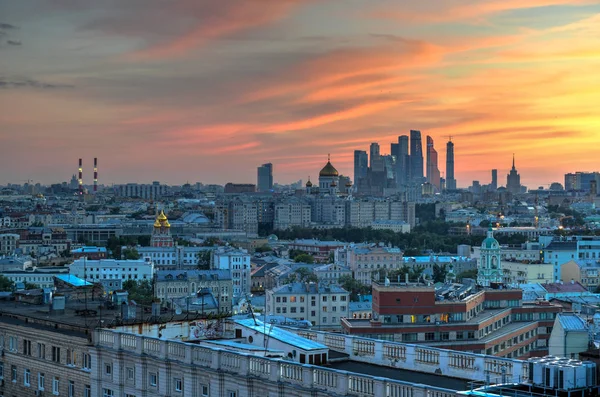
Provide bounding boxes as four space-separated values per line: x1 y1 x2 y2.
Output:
23 282 38 290
338 275 371 302
0 275 14 292
294 253 314 264
457 269 477 281
432 263 448 283
122 248 140 260
255 245 272 253
197 251 211 270
122 279 153 304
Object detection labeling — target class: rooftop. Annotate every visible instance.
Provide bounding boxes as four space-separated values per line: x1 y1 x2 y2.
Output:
270 282 348 295
235 318 327 351
557 313 588 331
329 361 470 391
541 281 587 294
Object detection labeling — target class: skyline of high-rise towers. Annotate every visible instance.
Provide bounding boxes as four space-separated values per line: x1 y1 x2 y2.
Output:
426 136 441 191
446 139 456 190
353 131 451 195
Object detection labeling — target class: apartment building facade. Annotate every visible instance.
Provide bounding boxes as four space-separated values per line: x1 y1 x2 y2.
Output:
266 282 350 329
342 283 561 359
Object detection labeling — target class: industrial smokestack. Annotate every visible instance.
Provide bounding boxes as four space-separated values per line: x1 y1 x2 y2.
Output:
94 157 98 193
78 158 83 194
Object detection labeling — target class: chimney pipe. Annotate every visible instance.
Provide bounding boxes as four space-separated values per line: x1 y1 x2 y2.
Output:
78 158 83 194
93 157 98 193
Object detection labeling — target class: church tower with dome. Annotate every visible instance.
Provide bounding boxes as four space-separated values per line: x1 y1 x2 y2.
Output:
477 226 502 287
151 210 174 248
318 154 340 195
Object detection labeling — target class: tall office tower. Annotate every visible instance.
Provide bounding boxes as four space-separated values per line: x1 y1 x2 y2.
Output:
370 142 384 172
491 169 498 191
257 163 273 192
353 150 368 185
390 143 399 159
426 136 441 191
506 154 521 194
409 130 424 184
446 139 456 190
396 135 410 187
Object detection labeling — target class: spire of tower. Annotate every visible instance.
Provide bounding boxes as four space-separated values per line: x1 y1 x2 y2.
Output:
512 153 515 170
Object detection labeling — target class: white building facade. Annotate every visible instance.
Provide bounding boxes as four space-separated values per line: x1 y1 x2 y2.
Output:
69 258 154 284
212 247 250 298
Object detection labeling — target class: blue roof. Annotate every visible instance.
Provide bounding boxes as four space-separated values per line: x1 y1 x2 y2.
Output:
234 319 327 351
71 246 107 253
55 274 93 287
558 314 588 331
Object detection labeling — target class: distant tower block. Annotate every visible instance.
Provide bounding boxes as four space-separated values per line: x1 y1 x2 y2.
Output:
78 158 83 194
94 157 98 193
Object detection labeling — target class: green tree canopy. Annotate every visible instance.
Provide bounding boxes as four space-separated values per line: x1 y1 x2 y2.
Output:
338 275 371 302
122 248 140 260
294 253 314 264
122 279 153 304
0 275 14 292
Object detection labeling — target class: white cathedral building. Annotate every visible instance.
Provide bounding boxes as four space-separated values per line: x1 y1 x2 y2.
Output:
477 226 502 287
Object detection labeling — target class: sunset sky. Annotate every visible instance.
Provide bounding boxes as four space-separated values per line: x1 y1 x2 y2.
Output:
1 0 600 188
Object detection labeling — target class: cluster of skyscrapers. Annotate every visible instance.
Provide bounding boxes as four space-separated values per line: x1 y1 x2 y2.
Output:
354 131 456 196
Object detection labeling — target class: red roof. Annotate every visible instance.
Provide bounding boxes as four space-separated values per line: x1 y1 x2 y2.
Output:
542 281 587 293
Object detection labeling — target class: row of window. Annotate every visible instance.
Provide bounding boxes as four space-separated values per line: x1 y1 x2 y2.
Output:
3 336 91 369
0 362 89 397
274 306 346 315
105 364 220 396
275 295 347 303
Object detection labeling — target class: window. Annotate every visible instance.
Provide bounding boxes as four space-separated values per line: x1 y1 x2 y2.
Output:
126 367 135 382
23 339 32 356
149 372 158 387
441 332 450 341
0 361 3 380
11 365 16 382
69 381 75 397
9 336 16 352
104 363 112 376
38 343 46 359
67 349 76 366
201 384 209 396
102 389 114 397
84 385 91 397
174 377 183 392
52 346 61 363
425 332 435 341
228 391 237 397
53 377 60 395
24 369 30 386
83 354 91 370
38 373 45 391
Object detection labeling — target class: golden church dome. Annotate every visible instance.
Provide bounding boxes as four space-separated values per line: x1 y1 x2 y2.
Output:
306 179 313 187
157 210 168 221
319 155 338 177
164 219 171 228
154 219 161 228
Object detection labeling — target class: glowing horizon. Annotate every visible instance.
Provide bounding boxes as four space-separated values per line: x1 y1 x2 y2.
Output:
1 0 600 189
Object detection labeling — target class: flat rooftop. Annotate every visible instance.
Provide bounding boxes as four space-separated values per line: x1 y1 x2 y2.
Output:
329 361 470 391
0 295 217 337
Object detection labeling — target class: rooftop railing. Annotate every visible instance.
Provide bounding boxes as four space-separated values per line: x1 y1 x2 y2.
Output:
291 328 529 384
94 328 459 397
